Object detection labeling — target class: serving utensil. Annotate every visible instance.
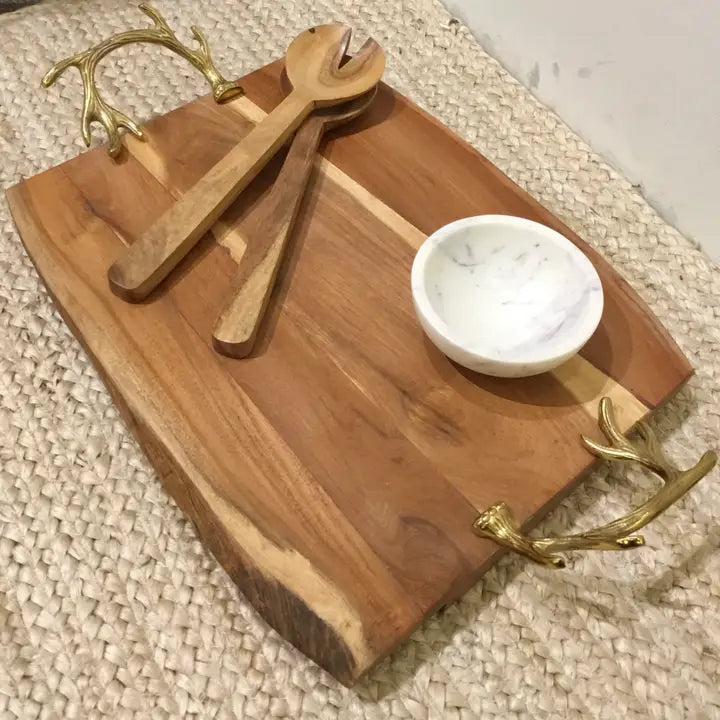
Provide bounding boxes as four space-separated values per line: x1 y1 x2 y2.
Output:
108 23 385 302
213 88 377 358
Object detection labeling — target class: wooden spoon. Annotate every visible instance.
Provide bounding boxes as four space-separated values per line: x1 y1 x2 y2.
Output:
107 24 385 302
212 88 377 358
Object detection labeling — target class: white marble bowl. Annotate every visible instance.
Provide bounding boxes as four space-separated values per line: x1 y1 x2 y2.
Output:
411 215 604 377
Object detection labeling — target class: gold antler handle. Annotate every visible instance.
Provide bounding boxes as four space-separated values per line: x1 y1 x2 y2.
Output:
474 397 717 568
42 3 243 157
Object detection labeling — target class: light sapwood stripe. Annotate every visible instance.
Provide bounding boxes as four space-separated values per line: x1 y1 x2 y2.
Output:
141 396 376 673
125 96 648 429
22 195 376 673
225 98 650 424
550 355 648 428
211 218 248 263
10 174 408 678
124 95 425 256
229 95 266 123
128 369 375 676
123 134 248 262
124 133 172 189
226 95 427 249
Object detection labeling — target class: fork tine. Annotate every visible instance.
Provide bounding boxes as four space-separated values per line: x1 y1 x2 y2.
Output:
330 27 353 71
336 37 383 78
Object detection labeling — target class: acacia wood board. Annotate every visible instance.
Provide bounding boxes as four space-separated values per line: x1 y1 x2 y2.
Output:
6 60 692 685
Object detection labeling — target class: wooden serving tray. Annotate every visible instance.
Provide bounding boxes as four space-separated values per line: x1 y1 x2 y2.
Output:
7 60 691 685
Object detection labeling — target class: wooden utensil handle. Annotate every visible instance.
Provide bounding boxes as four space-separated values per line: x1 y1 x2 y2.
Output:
107 90 313 302
212 115 326 358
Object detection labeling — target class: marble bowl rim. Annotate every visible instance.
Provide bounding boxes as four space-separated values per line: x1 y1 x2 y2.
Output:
410 214 605 372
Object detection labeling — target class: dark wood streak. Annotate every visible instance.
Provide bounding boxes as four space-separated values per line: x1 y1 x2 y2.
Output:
4 59 692 685
240 62 693 405
6 182 359 684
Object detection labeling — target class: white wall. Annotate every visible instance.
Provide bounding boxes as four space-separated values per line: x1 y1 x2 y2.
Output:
442 0 720 262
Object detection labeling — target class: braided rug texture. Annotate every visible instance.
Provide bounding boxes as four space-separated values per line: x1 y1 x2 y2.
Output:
0 1 719 718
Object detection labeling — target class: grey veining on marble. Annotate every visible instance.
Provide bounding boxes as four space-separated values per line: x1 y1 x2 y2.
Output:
411 215 604 377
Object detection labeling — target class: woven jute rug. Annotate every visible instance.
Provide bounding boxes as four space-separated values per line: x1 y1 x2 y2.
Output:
1 1 719 718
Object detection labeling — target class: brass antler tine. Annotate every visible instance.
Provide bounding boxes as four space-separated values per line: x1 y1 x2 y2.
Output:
474 397 717 568
42 3 243 157
583 398 676 480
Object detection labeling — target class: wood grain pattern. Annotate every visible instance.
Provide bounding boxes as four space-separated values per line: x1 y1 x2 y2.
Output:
107 24 384 303
6 59 691 685
214 91 376 358
106 90 313 300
